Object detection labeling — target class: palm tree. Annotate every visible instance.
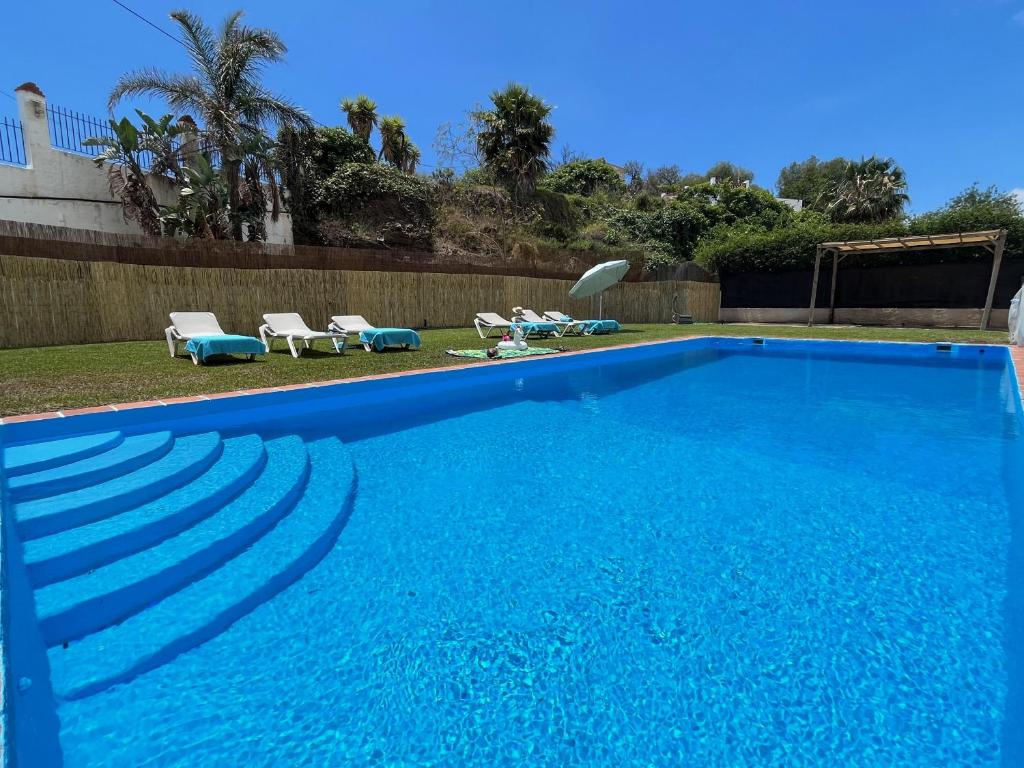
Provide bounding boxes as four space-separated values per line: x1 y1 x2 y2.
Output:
819 156 909 223
402 142 420 175
340 95 378 143
108 10 311 239
475 83 554 201
378 115 409 167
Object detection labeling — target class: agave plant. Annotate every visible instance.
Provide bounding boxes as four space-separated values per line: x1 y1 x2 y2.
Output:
819 157 910 223
475 83 554 202
108 10 311 240
340 95 378 143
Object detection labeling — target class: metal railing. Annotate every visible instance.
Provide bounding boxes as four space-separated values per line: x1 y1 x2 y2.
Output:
42 103 273 182
0 115 27 166
47 104 113 158
46 103 163 170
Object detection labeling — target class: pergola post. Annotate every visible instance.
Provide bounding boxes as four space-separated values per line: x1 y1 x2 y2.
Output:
828 251 840 324
980 229 1007 331
808 246 823 327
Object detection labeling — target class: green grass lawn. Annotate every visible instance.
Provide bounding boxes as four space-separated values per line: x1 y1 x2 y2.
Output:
0 323 1009 417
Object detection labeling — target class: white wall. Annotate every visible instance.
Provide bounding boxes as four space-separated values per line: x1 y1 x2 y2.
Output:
0 86 292 244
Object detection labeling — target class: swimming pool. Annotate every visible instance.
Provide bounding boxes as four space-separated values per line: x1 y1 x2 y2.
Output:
2 337 1022 766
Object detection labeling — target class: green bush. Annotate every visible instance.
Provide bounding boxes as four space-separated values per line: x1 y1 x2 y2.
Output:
318 163 435 248
909 185 1024 257
694 215 905 273
530 188 585 242
308 126 375 174
695 184 1024 274
541 159 627 197
278 126 376 244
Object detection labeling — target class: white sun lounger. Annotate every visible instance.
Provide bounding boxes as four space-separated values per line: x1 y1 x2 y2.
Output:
165 312 226 358
545 310 592 336
521 309 583 337
474 312 513 339
259 313 347 358
329 315 379 352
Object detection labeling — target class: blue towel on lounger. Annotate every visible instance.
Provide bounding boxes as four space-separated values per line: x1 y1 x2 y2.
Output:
185 335 265 363
509 321 560 336
359 328 421 352
581 319 621 334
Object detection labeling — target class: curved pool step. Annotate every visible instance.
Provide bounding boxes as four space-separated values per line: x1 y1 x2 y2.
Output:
3 431 125 478
49 436 357 701
24 435 268 587
15 432 222 541
36 435 310 647
8 431 173 502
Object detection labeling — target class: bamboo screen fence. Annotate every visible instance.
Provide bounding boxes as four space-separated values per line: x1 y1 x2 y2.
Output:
0 254 720 348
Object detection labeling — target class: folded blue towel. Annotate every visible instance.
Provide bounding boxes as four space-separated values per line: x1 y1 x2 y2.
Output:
358 328 421 352
509 321 560 336
185 335 265 363
581 319 621 334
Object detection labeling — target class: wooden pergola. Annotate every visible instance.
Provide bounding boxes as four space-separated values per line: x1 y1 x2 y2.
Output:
808 229 1008 329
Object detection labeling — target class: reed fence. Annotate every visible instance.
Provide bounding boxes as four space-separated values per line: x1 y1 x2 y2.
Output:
0 220 647 281
0 254 720 348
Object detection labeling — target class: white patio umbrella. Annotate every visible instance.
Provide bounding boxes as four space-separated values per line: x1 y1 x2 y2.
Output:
569 260 630 319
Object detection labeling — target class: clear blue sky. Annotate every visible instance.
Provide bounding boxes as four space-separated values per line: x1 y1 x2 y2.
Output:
4 0 1022 211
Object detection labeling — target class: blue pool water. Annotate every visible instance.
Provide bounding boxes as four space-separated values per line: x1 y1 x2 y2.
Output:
3 338 1023 766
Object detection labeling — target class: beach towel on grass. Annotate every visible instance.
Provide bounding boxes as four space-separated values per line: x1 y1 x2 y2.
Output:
446 347 561 360
581 319 621 334
509 321 560 336
359 328 421 351
185 335 265 363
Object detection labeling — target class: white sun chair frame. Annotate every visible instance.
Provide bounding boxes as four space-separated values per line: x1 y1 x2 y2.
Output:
543 310 591 336
259 313 347 358
474 312 513 339
165 311 247 364
328 315 413 352
516 308 582 337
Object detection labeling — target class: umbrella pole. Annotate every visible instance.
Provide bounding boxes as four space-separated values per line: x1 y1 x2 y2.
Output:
599 291 603 320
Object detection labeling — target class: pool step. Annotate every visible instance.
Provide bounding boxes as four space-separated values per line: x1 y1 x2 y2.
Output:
23 435 268 587
3 431 125 478
35 435 310 646
48 436 356 701
15 432 222 540
8 431 174 502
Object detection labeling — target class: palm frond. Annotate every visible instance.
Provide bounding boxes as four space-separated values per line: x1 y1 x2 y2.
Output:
168 10 219 91
109 68 208 113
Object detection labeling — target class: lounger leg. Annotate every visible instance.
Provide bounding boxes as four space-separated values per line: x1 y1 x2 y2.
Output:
190 352 200 365
165 327 177 358
258 325 272 353
474 318 486 339
286 336 300 358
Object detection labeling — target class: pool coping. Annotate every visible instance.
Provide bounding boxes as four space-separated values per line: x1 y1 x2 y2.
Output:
2 334 1020 426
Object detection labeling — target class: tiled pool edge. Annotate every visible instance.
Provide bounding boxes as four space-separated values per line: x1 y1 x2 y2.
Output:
2 335 1020 426
1011 347 1024 404
0 335 713 425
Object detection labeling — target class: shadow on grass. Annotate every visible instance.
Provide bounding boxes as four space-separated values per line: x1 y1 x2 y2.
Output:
173 355 264 367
